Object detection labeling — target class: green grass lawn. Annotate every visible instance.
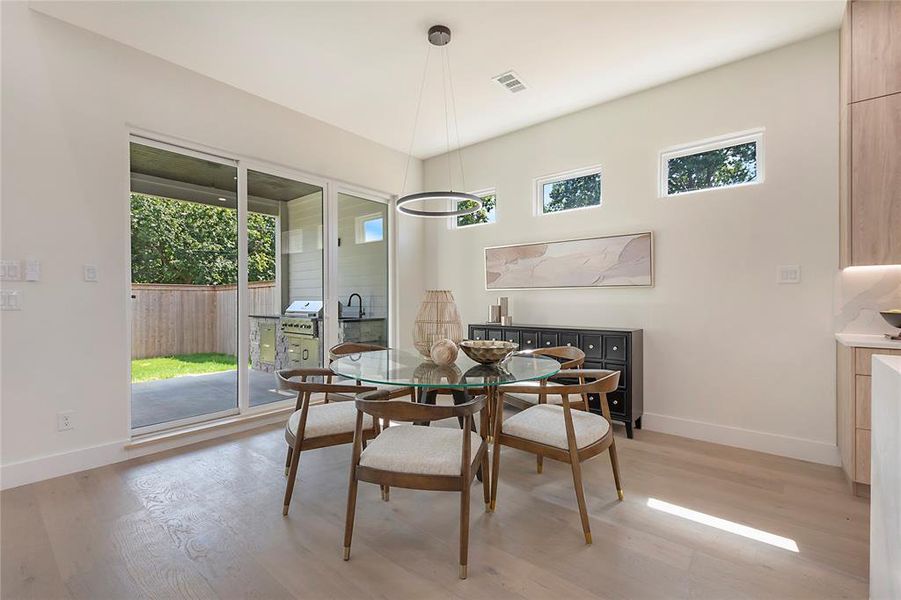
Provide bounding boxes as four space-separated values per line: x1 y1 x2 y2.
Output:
131 353 237 383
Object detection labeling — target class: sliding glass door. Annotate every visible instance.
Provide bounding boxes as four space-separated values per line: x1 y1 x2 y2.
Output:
335 191 389 346
129 141 239 432
246 169 324 408
128 136 393 433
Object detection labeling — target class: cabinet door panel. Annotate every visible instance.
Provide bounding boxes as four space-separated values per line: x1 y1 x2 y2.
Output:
851 94 901 265
488 329 504 342
850 0 901 102
520 330 539 350
502 330 521 346
539 331 558 349
470 328 486 341
581 334 602 359
855 429 871 484
559 332 579 348
855 375 871 430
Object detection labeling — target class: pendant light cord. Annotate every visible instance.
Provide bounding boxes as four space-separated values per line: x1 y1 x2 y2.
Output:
444 45 466 194
441 46 453 191
400 45 433 197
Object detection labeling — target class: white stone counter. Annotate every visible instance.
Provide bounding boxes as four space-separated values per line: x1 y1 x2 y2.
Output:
835 333 901 351
870 354 901 600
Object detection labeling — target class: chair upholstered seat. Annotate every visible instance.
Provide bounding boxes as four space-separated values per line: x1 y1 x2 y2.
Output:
502 404 610 450
501 380 569 405
359 425 482 476
287 402 372 439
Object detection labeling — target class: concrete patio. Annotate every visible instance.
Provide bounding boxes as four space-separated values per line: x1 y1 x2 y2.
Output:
131 369 292 429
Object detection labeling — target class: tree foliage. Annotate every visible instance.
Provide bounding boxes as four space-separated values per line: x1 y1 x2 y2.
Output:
544 174 601 213
130 194 276 285
456 194 496 226
667 142 757 194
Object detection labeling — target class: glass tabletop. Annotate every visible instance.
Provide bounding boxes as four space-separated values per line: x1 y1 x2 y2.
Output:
330 348 560 388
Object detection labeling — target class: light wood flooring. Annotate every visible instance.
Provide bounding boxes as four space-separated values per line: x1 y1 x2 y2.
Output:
1 419 870 599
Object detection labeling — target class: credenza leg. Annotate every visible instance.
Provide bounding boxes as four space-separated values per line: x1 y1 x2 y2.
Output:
635 417 642 430
625 422 634 439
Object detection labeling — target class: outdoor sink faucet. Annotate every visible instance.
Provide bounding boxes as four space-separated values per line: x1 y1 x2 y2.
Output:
347 293 364 318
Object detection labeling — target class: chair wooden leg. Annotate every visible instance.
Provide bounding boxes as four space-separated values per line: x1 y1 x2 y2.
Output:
343 468 360 561
481 451 490 508
282 443 302 516
536 454 543 474
459 480 471 579
489 433 502 512
608 439 624 501
568 455 592 544
284 445 292 476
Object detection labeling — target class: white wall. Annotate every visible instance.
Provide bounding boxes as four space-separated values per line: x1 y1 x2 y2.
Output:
423 33 840 464
0 4 424 487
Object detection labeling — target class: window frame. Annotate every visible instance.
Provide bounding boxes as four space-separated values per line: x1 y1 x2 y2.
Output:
354 212 385 244
659 128 765 198
533 164 603 216
451 188 497 229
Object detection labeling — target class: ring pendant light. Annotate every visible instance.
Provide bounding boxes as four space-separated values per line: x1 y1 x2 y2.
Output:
396 25 481 218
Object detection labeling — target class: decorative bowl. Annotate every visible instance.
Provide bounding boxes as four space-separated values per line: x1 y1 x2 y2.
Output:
459 340 518 365
880 310 901 329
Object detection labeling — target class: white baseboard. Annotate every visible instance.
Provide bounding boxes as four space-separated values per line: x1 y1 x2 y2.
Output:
641 412 841 466
0 412 287 490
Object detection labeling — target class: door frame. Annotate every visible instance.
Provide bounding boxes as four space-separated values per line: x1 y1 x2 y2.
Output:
126 128 397 436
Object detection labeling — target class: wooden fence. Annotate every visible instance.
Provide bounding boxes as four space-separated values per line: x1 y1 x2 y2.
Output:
131 281 278 359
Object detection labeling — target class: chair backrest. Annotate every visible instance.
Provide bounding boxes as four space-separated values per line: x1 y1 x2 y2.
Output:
530 346 585 369
355 389 487 423
277 368 378 397
499 369 619 406
328 342 386 362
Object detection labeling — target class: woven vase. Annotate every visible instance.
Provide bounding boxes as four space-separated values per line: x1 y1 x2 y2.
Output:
413 290 463 358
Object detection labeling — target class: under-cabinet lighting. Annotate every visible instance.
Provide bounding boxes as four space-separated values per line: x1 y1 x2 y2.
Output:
647 498 799 553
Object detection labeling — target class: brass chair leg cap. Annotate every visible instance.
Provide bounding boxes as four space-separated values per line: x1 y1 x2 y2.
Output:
585 532 592 545
282 505 289 516
617 489 624 501
459 565 467 579
343 547 350 561
537 465 543 474
489 500 496 511
284 467 289 476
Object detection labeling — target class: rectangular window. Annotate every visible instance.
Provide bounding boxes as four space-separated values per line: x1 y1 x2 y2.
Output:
534 166 602 215
355 213 384 243
660 129 764 196
456 189 497 228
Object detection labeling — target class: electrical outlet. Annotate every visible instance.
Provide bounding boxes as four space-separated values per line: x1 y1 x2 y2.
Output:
83 264 98 282
57 411 74 431
777 265 801 284
24 258 40 282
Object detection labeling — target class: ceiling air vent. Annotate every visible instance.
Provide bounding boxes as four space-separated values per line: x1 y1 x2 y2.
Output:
493 70 526 94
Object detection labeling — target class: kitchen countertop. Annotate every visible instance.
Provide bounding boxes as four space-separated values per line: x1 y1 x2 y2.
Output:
248 314 386 322
835 333 901 350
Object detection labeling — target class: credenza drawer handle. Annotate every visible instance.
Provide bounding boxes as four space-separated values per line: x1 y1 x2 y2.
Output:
545 342 551 346
566 343 572 346
588 344 594 349
526 340 532 344
613 345 619 351
612 400 618 405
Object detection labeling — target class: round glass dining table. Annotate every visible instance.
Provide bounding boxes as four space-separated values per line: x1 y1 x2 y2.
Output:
329 348 560 392
330 348 560 482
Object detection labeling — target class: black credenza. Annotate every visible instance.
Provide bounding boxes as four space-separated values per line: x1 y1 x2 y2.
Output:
468 323 644 438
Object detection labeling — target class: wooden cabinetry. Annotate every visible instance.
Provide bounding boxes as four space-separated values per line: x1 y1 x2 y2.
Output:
840 0 901 266
469 323 643 437
837 342 901 496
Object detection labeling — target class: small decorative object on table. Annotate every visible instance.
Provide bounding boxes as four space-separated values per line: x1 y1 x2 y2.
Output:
881 310 901 340
459 340 518 365
413 290 463 358
501 315 513 326
430 338 459 365
488 304 501 323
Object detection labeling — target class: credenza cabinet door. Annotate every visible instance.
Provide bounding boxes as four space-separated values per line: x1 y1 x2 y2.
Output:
850 0 901 102
851 93 901 265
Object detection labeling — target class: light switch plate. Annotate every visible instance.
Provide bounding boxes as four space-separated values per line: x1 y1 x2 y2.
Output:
1 290 21 310
1 260 21 281
777 265 801 284
83 264 98 282
24 258 40 281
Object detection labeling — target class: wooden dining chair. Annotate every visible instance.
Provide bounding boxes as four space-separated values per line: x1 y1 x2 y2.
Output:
343 389 490 579
490 369 622 545
501 346 588 473
277 368 381 516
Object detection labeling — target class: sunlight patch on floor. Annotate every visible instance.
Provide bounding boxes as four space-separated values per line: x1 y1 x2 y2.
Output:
647 497 799 552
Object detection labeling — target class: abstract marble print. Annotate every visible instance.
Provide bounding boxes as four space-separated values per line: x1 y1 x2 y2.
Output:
485 232 653 289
